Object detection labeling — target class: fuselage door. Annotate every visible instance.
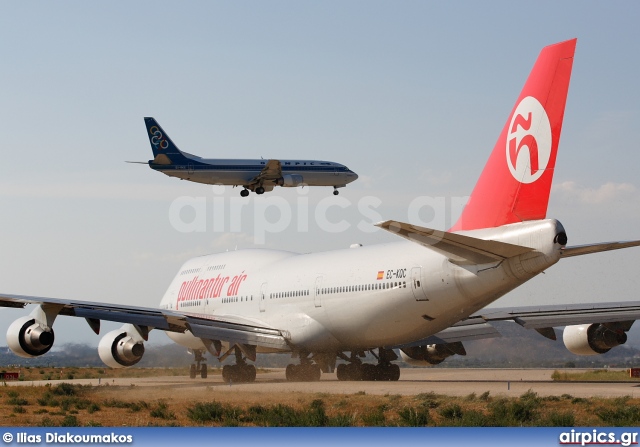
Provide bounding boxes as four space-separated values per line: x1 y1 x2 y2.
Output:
314 276 323 308
411 267 429 301
188 163 194 174
259 282 267 312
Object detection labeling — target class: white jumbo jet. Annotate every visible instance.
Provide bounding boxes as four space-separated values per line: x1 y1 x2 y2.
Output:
3 38 640 383
139 117 359 196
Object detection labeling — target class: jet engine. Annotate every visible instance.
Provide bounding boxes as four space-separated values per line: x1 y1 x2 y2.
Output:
6 316 55 358
277 174 304 187
563 323 628 356
98 324 146 368
400 342 466 366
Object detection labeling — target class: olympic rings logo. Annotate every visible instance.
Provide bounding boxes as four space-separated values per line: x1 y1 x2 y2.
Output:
149 126 169 150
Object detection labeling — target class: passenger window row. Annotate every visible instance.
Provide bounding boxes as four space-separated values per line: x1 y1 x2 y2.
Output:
207 264 226 271
222 296 253 304
320 282 406 295
270 290 310 299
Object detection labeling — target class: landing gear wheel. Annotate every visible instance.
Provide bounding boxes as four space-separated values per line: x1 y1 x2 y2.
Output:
256 186 265 195
200 364 208 379
285 364 295 381
333 190 339 195
336 363 363 381
389 364 400 381
313 364 322 381
285 363 321 382
246 365 257 382
222 365 231 383
222 364 256 383
240 189 249 197
336 363 347 381
189 364 196 379
362 363 377 381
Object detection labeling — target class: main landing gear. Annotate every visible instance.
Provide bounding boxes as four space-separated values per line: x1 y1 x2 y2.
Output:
239 186 265 197
222 346 256 383
285 351 322 382
336 349 400 381
189 349 208 379
333 186 339 196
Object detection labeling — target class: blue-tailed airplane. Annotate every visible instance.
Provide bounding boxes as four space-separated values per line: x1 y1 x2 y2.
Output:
139 117 358 196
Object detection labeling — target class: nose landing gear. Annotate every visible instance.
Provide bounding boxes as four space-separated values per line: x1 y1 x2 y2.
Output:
189 349 208 379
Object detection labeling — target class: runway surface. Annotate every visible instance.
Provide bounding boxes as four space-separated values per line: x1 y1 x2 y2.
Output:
7 368 640 398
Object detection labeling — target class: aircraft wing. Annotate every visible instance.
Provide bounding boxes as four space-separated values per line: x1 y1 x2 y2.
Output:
398 301 640 347
0 293 289 350
247 159 282 186
471 301 640 332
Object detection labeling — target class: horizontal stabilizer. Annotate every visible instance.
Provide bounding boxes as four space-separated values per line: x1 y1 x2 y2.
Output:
375 220 533 265
561 240 640 258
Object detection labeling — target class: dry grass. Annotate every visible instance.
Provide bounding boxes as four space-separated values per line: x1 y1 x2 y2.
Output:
552 369 640 382
2 366 202 382
1 382 640 426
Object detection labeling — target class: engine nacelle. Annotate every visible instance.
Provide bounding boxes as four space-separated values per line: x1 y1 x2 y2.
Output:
98 326 145 368
563 323 628 356
400 342 465 366
277 174 304 187
6 316 55 358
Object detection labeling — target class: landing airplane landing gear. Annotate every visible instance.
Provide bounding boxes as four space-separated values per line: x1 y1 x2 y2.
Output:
285 351 322 382
221 346 256 383
189 349 208 379
240 189 249 197
333 187 339 195
255 186 265 195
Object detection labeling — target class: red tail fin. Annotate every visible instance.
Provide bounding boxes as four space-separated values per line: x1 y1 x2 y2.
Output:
450 39 576 231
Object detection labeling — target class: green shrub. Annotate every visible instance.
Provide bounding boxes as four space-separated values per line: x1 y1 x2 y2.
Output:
398 407 429 426
596 405 640 426
415 392 441 409
545 411 575 427
361 406 387 427
60 415 79 427
52 383 79 396
150 402 176 420
187 402 225 423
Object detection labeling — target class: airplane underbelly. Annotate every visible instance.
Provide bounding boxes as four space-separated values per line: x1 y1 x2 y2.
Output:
165 169 257 185
165 330 207 350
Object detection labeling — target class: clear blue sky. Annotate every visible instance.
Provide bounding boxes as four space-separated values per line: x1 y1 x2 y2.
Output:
1 1 639 347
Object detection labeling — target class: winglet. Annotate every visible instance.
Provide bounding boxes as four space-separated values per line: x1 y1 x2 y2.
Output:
375 220 533 265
